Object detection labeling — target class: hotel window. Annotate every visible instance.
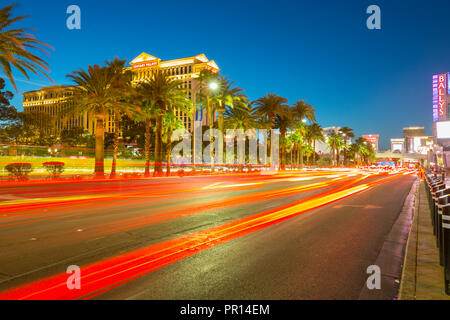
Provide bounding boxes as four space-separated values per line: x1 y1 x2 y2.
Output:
189 65 192 73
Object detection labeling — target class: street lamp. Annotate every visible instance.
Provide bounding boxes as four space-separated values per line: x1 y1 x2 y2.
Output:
302 118 307 124
208 81 219 171
209 82 218 90
193 80 219 171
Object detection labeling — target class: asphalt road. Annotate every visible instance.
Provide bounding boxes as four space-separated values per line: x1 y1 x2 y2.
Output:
0 170 416 299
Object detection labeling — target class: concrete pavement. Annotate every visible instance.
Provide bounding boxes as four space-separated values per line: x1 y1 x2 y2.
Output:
399 180 450 300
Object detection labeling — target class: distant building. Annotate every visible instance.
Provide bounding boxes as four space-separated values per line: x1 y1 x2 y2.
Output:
362 134 379 153
403 126 433 154
22 52 220 136
314 126 351 154
403 126 425 138
391 138 405 153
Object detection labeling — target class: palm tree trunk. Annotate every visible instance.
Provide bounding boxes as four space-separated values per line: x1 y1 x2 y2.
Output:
154 113 163 176
313 140 316 165
218 106 225 133
166 128 173 176
144 117 151 177
281 132 286 170
208 97 215 172
290 149 293 170
300 145 304 168
95 118 104 176
110 113 120 178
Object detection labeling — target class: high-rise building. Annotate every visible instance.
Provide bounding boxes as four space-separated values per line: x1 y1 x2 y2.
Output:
127 52 219 131
402 126 433 154
22 85 96 134
22 52 220 135
403 126 425 138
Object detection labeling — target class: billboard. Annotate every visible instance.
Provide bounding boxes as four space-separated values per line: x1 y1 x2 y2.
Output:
436 121 450 139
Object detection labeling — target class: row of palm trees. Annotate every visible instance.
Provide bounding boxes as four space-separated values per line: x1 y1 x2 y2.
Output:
64 62 377 176
0 3 376 177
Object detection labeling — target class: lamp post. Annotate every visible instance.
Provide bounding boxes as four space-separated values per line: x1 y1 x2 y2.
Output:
193 80 218 172
207 81 218 172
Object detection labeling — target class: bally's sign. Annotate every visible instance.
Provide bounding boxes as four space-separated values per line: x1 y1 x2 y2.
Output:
438 74 447 120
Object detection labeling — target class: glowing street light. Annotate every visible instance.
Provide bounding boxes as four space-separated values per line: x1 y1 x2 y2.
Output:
302 118 307 123
209 82 218 90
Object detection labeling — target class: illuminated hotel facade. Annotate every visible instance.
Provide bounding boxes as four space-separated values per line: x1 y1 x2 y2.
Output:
22 52 220 135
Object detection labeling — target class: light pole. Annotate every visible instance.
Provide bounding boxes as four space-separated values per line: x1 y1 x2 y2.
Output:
193 80 218 172
207 81 218 172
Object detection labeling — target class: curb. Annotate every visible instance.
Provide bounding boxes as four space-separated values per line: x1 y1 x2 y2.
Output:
359 177 418 300
397 179 420 299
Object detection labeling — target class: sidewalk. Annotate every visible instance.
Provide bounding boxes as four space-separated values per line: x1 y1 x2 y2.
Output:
399 180 450 299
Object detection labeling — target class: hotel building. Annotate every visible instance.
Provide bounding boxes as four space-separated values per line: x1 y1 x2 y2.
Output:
22 52 220 135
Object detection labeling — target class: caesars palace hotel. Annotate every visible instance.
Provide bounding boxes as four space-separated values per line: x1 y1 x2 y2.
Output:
22 52 220 135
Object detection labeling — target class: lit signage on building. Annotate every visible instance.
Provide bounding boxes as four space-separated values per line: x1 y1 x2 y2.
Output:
433 74 439 121
204 65 218 73
439 74 447 120
362 134 379 152
132 61 158 69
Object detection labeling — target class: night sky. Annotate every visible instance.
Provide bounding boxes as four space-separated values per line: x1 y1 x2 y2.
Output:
5 0 450 150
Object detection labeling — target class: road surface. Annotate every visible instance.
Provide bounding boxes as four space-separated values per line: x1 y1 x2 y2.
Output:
0 169 416 299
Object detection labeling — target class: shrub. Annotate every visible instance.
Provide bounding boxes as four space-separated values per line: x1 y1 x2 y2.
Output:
5 163 32 180
316 155 333 166
42 161 65 178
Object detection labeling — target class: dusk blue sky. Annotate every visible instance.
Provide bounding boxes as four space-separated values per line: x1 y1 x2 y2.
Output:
4 0 450 150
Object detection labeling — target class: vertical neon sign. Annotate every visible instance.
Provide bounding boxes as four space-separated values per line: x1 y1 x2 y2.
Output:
433 75 439 122
439 74 447 120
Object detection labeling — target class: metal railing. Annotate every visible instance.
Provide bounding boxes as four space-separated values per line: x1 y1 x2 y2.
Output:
424 172 450 294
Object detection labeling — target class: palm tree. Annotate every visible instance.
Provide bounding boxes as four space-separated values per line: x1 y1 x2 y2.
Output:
308 123 324 165
137 70 191 176
285 134 295 169
327 132 343 166
338 126 354 166
275 106 294 170
352 137 371 166
66 64 134 175
196 69 219 130
253 93 288 128
105 57 138 177
0 4 53 91
291 122 307 168
290 100 316 168
292 100 316 123
254 93 288 168
212 75 248 133
223 103 257 131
